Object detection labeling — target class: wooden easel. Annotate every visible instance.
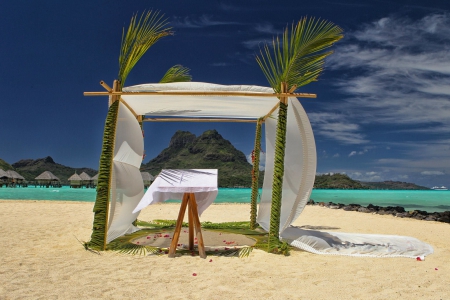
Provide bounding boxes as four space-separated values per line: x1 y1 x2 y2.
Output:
168 193 206 258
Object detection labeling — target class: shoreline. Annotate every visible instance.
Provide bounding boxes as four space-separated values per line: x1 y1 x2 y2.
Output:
307 200 450 224
1 200 449 299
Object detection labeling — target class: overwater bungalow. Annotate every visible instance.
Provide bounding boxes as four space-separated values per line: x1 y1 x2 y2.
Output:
79 172 93 188
0 169 8 187
5 170 26 187
35 171 61 188
68 173 83 188
91 174 98 187
141 172 154 189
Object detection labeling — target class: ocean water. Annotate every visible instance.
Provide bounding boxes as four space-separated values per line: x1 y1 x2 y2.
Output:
0 186 449 212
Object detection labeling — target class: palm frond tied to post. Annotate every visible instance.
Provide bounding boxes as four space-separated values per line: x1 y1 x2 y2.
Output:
256 17 343 252
118 11 173 87
88 11 193 250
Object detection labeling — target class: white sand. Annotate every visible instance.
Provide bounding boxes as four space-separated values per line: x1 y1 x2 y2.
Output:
1 200 449 299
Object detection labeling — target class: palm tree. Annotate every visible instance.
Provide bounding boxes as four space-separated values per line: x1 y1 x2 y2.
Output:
88 11 192 251
256 17 343 252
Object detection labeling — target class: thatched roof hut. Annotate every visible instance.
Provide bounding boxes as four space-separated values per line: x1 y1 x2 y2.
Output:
35 171 60 182
68 173 82 188
79 172 91 181
0 169 8 179
91 174 99 186
141 172 154 188
35 171 60 187
6 170 25 181
68 173 82 181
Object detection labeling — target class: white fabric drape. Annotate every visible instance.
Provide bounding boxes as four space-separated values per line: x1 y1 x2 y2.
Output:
106 102 144 243
257 97 317 232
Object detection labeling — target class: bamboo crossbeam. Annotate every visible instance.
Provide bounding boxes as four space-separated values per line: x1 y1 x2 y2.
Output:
263 103 280 121
143 118 261 123
119 99 138 118
84 91 317 98
100 81 112 92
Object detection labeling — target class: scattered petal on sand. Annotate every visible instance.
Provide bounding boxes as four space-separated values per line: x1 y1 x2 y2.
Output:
192 273 197 276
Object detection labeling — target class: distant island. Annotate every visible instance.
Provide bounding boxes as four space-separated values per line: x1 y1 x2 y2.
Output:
314 173 429 190
0 130 431 189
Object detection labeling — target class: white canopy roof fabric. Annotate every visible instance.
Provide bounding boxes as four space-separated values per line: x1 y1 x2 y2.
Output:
122 82 279 119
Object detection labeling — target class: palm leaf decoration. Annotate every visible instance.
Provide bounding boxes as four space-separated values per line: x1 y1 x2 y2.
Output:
256 17 343 93
256 17 343 252
159 65 192 83
118 10 172 87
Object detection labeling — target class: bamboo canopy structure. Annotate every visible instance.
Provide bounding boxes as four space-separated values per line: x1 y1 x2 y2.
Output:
83 11 342 252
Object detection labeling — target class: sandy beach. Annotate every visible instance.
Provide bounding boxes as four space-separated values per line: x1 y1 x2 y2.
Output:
1 200 449 299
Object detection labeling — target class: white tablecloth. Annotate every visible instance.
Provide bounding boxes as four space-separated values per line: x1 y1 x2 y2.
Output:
132 169 218 215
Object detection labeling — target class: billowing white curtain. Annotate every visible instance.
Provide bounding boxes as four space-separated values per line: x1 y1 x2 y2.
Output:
257 97 317 232
106 102 144 243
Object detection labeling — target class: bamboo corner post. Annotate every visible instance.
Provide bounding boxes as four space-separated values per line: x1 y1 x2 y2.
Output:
268 82 289 251
108 80 121 107
168 193 206 258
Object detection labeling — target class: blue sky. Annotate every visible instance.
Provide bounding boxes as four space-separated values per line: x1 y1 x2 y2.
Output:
1 1 449 187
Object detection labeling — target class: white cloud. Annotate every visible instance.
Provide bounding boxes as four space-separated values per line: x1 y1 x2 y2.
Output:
210 62 230 67
172 15 239 28
421 171 445 175
242 38 271 49
308 112 368 144
327 13 450 133
349 171 382 182
348 151 357 157
254 23 281 35
333 153 340 158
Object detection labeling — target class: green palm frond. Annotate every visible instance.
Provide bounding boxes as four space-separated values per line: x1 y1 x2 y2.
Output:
256 17 343 92
159 65 192 83
87 100 120 251
238 246 254 258
118 11 173 86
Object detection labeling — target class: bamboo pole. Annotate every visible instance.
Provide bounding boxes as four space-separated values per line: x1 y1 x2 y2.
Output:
262 103 280 121
119 99 138 118
85 91 317 98
143 118 260 123
250 117 263 229
108 80 120 107
100 81 112 92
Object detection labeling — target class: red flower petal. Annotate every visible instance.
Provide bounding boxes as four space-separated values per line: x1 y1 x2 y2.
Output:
192 273 197 276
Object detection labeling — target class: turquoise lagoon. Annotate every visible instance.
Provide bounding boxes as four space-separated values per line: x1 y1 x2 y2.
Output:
0 186 449 212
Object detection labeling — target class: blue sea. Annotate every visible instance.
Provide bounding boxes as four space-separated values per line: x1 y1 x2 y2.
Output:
0 186 449 213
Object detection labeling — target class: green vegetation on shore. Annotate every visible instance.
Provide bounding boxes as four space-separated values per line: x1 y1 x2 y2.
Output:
314 173 430 190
